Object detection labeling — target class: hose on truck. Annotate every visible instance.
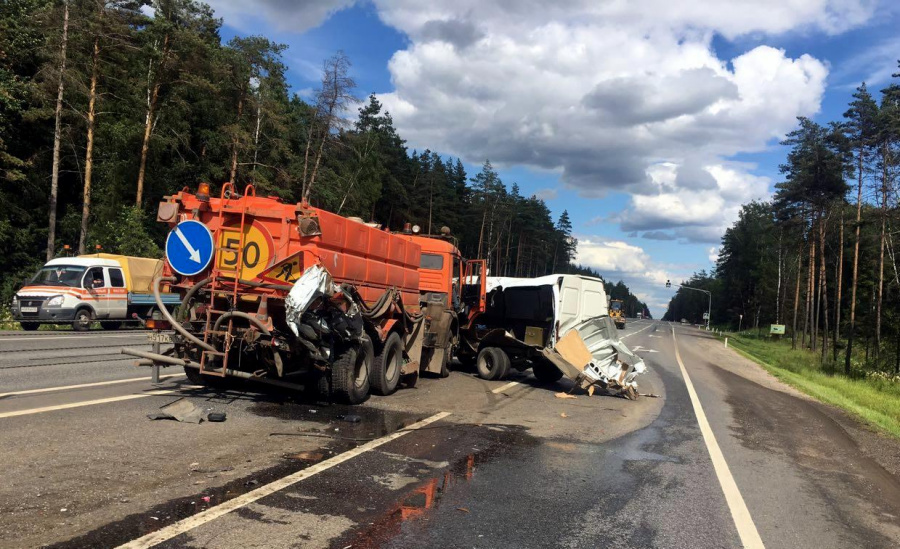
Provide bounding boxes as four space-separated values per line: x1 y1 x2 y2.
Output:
153 276 216 352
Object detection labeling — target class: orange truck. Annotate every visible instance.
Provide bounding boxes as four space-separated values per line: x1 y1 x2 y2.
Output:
124 183 483 404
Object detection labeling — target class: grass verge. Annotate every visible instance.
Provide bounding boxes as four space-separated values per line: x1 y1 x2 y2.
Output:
723 333 900 440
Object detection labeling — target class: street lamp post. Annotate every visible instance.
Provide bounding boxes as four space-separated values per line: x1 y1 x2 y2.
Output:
738 314 743 333
666 280 712 330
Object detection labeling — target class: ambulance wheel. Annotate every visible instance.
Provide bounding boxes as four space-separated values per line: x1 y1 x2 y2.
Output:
19 322 39 331
532 361 563 383
72 309 93 331
371 332 403 396
476 347 510 381
331 336 372 405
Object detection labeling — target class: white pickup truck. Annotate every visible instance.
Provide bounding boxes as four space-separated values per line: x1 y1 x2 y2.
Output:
12 253 180 331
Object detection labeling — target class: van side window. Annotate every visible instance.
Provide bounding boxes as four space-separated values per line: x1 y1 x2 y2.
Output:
84 267 105 289
109 269 125 288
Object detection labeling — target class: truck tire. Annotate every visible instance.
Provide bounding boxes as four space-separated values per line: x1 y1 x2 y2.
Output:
102 321 122 330
370 332 403 396
72 309 93 331
532 361 563 383
331 336 372 404
476 347 510 380
184 366 206 385
19 322 39 331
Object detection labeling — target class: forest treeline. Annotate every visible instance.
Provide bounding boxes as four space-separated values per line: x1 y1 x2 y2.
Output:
0 0 649 314
663 68 900 374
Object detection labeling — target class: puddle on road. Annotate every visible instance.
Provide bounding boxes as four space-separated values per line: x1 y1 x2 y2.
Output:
47 401 426 549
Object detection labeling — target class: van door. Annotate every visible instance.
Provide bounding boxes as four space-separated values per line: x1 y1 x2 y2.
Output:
81 266 110 318
106 267 128 318
556 276 582 337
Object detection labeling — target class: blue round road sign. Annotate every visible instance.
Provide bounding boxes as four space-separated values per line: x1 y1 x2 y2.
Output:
165 220 214 276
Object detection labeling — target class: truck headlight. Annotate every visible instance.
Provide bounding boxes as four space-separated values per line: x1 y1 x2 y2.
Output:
46 295 65 307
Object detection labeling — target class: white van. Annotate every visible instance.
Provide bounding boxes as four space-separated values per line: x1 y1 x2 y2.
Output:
12 254 180 331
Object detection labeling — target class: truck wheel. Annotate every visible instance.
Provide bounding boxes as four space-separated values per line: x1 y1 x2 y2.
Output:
476 347 510 380
102 321 122 331
331 336 372 404
72 309 93 331
184 366 206 385
19 322 39 331
532 361 563 383
370 332 403 396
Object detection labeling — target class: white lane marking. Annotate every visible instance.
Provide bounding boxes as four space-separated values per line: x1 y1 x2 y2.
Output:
117 411 452 549
491 380 523 394
0 387 201 419
620 323 653 340
0 374 186 398
0 333 150 342
671 326 765 548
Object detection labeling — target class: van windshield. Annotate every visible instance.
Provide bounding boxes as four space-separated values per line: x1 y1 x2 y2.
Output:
30 265 86 287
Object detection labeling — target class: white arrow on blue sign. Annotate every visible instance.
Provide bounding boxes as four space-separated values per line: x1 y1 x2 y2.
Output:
165 220 214 276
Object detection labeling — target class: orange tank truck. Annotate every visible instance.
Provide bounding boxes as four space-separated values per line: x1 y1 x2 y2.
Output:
126 183 457 404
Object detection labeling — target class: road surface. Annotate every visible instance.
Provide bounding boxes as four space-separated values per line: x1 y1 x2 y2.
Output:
1 321 899 548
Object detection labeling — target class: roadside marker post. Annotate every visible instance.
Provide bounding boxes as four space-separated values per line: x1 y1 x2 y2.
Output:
725 337 728 348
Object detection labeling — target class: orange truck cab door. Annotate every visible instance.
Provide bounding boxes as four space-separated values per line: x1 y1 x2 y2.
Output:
462 259 486 322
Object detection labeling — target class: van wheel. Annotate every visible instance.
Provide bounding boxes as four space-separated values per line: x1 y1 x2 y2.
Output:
371 332 403 396
20 322 39 331
72 309 93 331
102 321 122 330
331 336 372 404
476 347 510 380
532 361 563 383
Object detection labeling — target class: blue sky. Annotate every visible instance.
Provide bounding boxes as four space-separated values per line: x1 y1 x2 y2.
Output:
208 0 900 316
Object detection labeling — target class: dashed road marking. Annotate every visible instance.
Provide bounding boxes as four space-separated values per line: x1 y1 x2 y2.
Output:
491 380 523 394
671 326 765 549
620 323 653 340
0 386 201 419
0 374 186 398
116 411 452 549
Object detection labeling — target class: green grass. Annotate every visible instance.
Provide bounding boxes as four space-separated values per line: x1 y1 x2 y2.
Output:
722 332 900 439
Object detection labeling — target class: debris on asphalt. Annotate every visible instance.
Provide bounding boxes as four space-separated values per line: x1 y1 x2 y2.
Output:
147 398 204 423
588 386 595 396
554 392 577 399
560 413 568 418
457 507 470 513
201 496 211 503
207 412 227 422
337 414 362 423
639 393 660 398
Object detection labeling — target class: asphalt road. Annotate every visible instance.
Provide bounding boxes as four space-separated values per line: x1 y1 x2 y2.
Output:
1 320 899 548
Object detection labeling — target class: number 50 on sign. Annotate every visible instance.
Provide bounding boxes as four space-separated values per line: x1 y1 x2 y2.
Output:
216 222 274 280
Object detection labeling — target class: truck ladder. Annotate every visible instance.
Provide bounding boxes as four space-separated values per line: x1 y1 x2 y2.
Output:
199 183 256 377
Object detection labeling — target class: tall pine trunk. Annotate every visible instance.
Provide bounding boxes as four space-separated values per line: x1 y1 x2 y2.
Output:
846 148 864 374
47 0 69 260
819 215 829 363
792 250 802 349
834 209 844 363
229 96 244 184
811 221 819 352
876 156 887 359
78 38 100 255
136 33 169 207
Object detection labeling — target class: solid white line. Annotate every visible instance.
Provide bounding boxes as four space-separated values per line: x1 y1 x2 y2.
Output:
117 411 452 549
671 326 765 548
0 387 201 419
491 380 522 394
0 374 186 398
0 333 150 342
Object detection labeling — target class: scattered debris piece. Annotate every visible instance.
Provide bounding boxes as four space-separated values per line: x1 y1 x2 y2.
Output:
201 496 211 503
148 399 204 423
285 451 325 461
457 507 470 513
337 414 362 423
189 462 200 468
560 413 568 418
60 508 67 512
151 516 159 520
245 479 259 487
639 393 660 398
207 412 227 422
587 386 595 397
554 392 577 400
